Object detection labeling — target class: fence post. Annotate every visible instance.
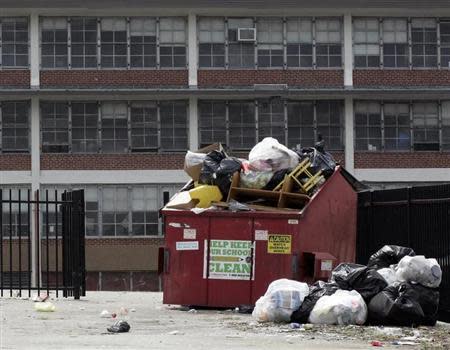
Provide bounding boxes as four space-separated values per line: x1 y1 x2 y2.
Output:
406 187 411 247
71 190 85 300
30 190 40 289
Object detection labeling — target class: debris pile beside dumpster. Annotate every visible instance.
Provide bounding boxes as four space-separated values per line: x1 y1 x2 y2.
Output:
252 245 442 328
166 137 336 212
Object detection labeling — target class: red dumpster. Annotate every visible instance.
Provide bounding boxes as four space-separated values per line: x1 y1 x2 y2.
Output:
160 166 358 308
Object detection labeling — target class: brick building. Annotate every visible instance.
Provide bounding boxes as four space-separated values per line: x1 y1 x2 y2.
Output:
0 0 449 291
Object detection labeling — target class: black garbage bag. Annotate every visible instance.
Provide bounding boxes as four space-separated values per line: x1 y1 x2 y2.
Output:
263 168 291 190
367 245 416 270
216 157 242 176
331 263 387 302
199 150 227 185
199 151 241 197
290 281 339 323
293 146 336 178
368 282 439 327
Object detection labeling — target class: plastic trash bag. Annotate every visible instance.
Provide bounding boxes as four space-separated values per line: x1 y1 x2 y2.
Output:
199 150 226 185
368 282 439 327
240 169 273 189
331 263 387 302
252 279 309 323
396 255 442 288
263 168 291 191
297 147 336 178
185 151 207 168
290 281 339 324
309 290 368 325
249 137 299 172
199 151 241 196
367 245 416 270
377 267 398 285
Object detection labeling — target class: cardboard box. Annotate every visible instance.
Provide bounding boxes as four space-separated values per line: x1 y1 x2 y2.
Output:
184 143 224 181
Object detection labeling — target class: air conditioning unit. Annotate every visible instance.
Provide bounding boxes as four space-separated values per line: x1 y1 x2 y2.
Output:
238 28 256 41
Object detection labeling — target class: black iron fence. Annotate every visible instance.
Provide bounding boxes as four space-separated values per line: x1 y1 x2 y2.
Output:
0 189 85 299
357 184 450 320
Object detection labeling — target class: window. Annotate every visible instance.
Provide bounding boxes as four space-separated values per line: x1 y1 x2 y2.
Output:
101 18 127 68
159 101 187 151
130 102 158 151
315 19 342 68
102 187 129 236
1 101 29 152
441 20 450 68
354 101 382 151
383 103 410 150
412 102 439 150
130 18 157 68
353 18 380 68
41 102 69 153
287 101 315 148
1 17 28 67
40 100 188 154
411 19 437 68
228 101 256 149
199 99 344 151
41 18 68 68
286 18 313 68
159 17 186 68
383 19 408 68
257 18 283 68
101 103 128 153
71 102 98 153
258 99 285 141
85 186 98 236
2 187 30 238
442 102 450 150
40 187 65 238
228 18 255 68
198 101 227 147
198 17 225 68
131 187 158 236
71 17 98 68
316 101 344 150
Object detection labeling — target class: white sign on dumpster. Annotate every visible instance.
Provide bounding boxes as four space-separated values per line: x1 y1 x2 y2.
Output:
176 241 199 251
208 239 253 280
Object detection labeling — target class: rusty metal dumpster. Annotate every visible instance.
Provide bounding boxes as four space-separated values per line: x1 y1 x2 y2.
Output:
160 166 358 308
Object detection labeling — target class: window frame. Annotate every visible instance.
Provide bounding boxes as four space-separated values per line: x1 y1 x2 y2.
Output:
198 16 342 70
40 16 187 70
198 99 345 151
0 17 29 69
0 101 30 153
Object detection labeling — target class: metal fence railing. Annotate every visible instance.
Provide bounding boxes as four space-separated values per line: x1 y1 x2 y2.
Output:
0 189 85 299
356 184 450 321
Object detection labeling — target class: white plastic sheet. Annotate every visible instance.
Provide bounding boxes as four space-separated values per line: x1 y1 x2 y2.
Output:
377 267 398 285
248 137 299 172
252 279 309 323
396 255 442 288
308 290 368 325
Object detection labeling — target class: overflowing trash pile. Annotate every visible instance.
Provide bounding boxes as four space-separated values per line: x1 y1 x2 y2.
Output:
252 245 442 327
166 137 336 212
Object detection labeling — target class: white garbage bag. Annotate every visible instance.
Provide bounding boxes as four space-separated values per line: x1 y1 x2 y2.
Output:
395 255 442 288
377 267 398 285
308 290 368 325
252 279 309 323
248 137 299 172
184 151 207 168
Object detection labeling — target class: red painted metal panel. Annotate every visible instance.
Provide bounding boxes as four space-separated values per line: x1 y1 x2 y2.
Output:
161 167 358 308
251 219 299 304
162 216 209 306
207 216 253 307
